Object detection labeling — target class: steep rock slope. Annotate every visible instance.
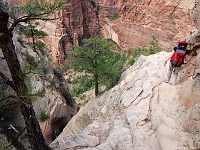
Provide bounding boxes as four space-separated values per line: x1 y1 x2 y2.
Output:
6 0 196 64
50 48 200 149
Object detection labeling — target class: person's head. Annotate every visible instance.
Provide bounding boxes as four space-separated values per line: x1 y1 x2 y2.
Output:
178 38 188 48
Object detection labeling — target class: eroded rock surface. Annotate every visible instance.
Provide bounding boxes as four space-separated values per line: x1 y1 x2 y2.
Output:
51 50 200 149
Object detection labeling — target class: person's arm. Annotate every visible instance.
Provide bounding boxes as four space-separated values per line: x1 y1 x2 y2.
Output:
173 46 178 51
164 51 174 66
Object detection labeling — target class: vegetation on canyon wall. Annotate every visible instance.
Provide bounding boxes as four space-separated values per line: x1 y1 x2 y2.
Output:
69 35 161 97
70 36 126 96
127 35 161 66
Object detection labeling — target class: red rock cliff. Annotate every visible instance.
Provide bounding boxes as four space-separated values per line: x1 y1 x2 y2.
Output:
7 0 197 63
61 0 196 53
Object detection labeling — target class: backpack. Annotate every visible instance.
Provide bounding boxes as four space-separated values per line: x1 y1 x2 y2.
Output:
170 48 186 67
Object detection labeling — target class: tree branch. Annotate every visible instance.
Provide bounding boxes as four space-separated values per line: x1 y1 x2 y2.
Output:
0 95 32 109
8 0 64 33
9 15 60 33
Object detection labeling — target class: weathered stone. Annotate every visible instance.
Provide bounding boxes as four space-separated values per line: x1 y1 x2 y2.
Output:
51 50 200 149
50 134 99 150
121 86 143 107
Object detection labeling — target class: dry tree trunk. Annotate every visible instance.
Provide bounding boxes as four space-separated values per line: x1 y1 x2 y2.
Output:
0 9 51 150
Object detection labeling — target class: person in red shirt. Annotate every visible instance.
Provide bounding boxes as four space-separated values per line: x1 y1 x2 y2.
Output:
164 38 189 85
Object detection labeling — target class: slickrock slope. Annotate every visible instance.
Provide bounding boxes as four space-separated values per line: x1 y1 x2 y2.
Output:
50 48 200 149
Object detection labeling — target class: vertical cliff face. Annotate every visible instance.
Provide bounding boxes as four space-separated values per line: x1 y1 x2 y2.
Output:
99 0 196 50
191 1 200 31
0 29 79 144
33 0 101 64
6 0 196 63
57 0 196 63
61 0 100 43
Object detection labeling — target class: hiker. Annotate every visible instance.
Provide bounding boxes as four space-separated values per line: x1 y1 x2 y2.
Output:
164 38 189 85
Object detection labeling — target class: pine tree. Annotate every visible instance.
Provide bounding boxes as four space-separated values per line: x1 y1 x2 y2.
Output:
70 36 126 96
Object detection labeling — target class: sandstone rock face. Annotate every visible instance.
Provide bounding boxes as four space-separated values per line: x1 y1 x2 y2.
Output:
59 0 196 52
100 0 196 50
51 49 200 149
39 18 67 65
28 56 79 144
5 0 27 6
191 1 200 31
6 0 196 63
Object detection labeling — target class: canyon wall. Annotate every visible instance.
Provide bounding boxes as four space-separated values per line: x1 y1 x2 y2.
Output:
0 28 79 146
6 0 196 63
52 0 196 63
2 1 200 148
99 0 196 50
61 0 196 49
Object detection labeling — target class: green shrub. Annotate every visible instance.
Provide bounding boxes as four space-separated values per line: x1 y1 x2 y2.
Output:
127 35 161 66
71 76 95 97
127 47 148 66
108 14 120 21
33 41 45 50
127 56 135 66
39 111 49 122
25 53 38 69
